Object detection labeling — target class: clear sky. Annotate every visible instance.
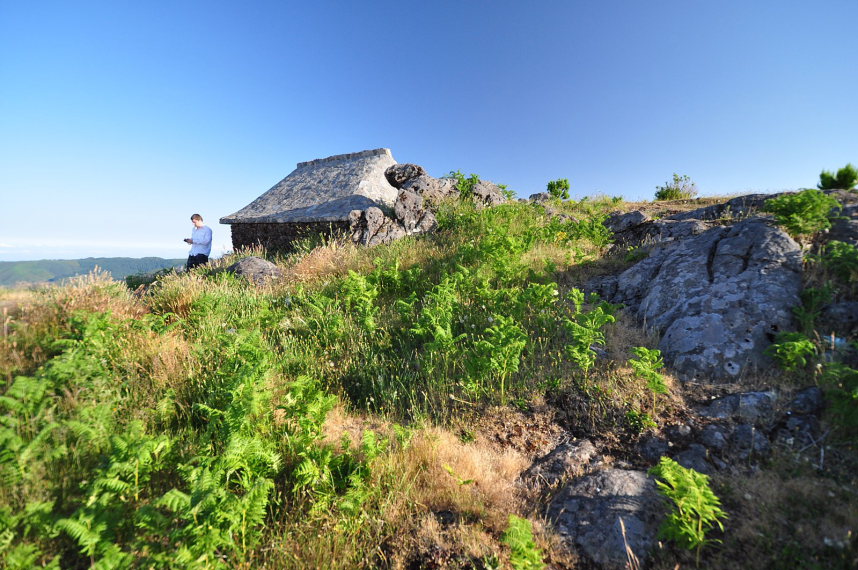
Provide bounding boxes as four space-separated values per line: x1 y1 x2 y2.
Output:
2 0 856 261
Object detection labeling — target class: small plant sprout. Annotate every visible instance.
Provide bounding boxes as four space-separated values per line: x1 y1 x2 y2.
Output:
629 346 668 413
502 515 545 570
649 456 727 566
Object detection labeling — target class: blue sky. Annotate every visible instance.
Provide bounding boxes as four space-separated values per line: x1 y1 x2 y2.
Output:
2 0 856 261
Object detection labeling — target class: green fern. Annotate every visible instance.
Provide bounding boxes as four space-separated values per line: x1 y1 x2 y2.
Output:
629 347 668 414
502 515 545 570
649 456 727 564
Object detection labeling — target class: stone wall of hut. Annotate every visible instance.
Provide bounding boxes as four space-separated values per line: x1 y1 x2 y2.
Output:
229 221 350 253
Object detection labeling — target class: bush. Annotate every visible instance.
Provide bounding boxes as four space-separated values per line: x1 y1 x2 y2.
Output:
649 456 727 564
820 240 858 283
765 331 817 371
446 170 480 198
818 163 858 191
820 363 858 434
762 189 841 236
655 174 698 201
546 178 570 200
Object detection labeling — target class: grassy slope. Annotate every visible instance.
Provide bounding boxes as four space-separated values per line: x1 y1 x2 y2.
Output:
0 196 855 569
0 257 185 287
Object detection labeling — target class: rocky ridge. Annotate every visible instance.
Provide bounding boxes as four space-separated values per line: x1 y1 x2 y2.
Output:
348 164 507 247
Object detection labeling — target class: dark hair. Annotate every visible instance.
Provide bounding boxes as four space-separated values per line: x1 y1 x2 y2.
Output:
191 214 203 221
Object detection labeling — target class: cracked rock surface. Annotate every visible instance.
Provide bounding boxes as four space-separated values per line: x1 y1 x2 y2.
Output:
607 219 803 381
547 469 662 570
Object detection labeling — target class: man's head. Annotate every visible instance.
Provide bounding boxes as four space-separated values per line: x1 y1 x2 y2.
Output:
191 214 204 228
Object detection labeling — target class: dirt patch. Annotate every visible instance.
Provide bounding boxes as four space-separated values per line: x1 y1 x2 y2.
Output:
469 404 566 460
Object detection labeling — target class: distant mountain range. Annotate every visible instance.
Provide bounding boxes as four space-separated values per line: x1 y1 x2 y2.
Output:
0 257 185 287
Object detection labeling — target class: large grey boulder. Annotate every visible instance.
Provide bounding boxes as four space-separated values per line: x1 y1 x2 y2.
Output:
820 302 858 337
400 174 459 205
471 179 506 207
227 256 283 286
384 163 427 188
548 469 663 569
349 186 437 247
528 191 552 203
394 189 437 234
349 207 407 247
604 210 650 233
610 219 803 381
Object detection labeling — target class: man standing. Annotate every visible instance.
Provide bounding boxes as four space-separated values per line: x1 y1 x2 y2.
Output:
184 213 212 270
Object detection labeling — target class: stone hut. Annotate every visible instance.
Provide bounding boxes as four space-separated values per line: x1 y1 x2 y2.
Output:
220 148 399 252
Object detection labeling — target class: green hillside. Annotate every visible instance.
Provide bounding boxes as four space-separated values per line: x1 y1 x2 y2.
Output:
0 257 184 287
0 193 855 569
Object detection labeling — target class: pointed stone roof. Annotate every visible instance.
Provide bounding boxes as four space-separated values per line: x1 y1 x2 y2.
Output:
220 148 399 224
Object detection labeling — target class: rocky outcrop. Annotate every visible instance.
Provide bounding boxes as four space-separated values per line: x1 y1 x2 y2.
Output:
604 211 650 233
820 302 858 337
227 256 283 286
401 175 459 205
348 207 407 247
350 164 508 247
665 193 775 222
608 216 712 249
521 439 596 488
528 192 552 203
385 163 460 205
471 179 506 207
827 202 858 246
594 219 802 381
394 189 438 234
384 163 427 188
636 386 827 475
547 469 663 569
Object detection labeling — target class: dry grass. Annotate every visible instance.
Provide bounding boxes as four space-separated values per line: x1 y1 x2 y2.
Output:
279 239 370 285
1 270 148 380
260 404 549 569
112 325 195 404
295 405 557 568
146 270 210 318
41 269 146 320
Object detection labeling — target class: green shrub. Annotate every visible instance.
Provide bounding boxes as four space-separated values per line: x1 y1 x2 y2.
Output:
793 285 834 336
818 163 858 191
563 289 617 373
820 363 858 434
762 189 841 236
765 331 817 371
446 170 480 198
819 240 858 283
502 515 545 570
649 456 727 564
546 178 570 200
655 174 698 201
